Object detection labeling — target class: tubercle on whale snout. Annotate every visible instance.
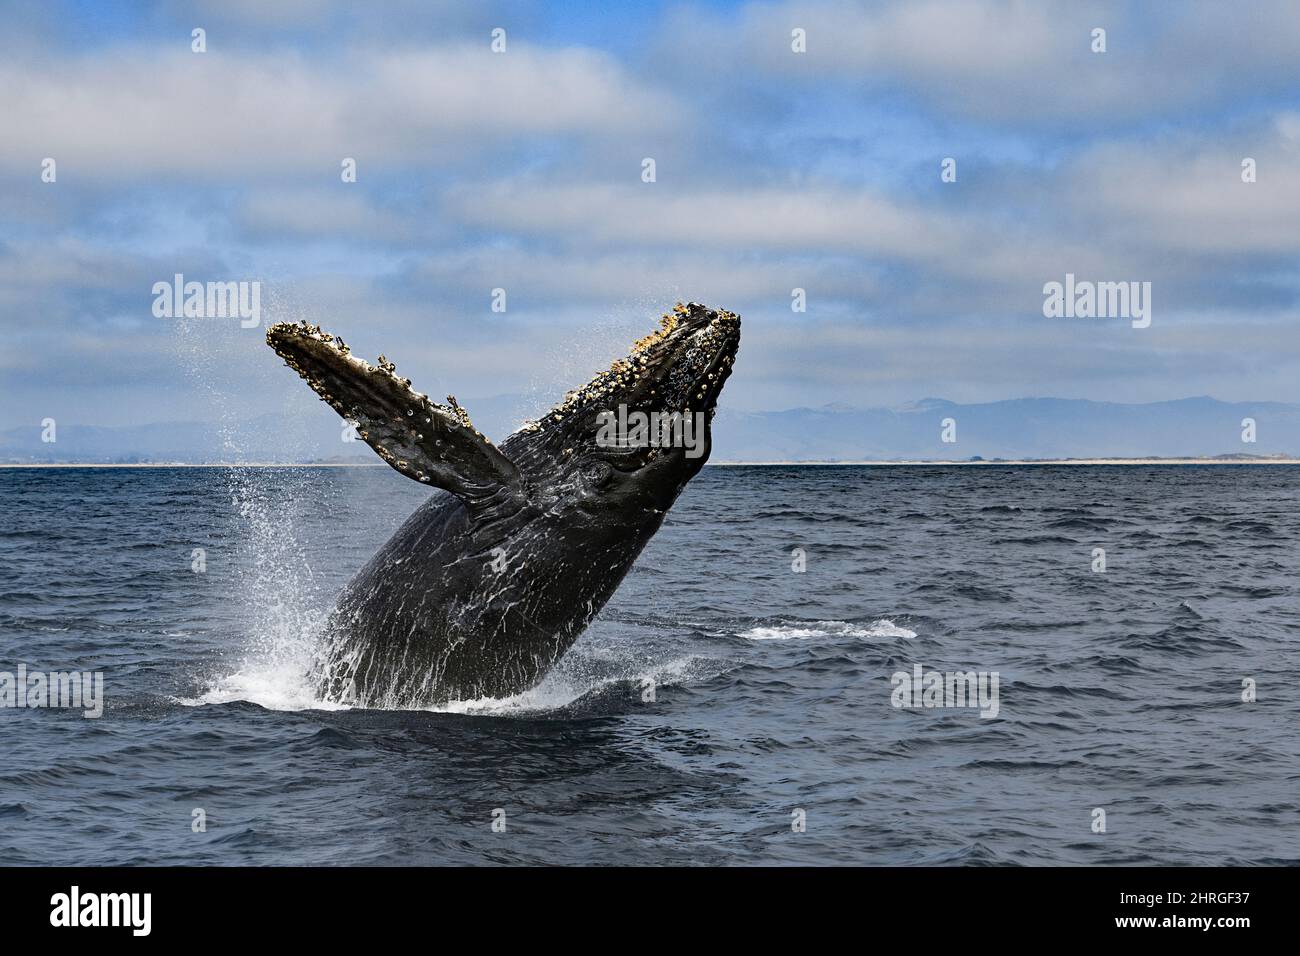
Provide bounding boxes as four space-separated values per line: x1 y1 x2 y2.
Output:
533 302 740 427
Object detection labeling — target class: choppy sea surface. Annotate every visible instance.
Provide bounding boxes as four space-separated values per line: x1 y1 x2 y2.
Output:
1 464 1297 865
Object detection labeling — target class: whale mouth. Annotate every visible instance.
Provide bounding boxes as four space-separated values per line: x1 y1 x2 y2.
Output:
537 303 741 434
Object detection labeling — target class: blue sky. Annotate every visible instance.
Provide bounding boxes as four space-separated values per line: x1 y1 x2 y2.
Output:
2 0 1299 433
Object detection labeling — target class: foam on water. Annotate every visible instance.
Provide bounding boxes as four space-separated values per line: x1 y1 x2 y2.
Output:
739 619 917 640
180 662 350 712
183 649 726 716
431 653 722 715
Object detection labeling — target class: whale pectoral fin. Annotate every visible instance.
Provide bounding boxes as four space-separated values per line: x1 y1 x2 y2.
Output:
266 322 520 500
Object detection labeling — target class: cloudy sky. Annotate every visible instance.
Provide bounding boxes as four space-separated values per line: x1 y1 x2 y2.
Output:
2 0 1299 434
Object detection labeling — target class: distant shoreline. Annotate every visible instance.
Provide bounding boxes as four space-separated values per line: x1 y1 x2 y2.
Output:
3 458 1299 468
711 458 1300 466
0 462 387 468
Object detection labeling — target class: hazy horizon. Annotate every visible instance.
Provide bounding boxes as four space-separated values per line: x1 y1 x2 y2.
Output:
6 394 1298 463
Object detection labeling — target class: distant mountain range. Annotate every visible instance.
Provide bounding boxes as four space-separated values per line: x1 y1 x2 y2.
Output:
710 396 1300 461
2 396 1297 464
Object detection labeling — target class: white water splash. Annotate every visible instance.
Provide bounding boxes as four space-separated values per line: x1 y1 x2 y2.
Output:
201 464 334 707
181 649 727 716
171 295 337 710
739 619 917 641
182 658 348 712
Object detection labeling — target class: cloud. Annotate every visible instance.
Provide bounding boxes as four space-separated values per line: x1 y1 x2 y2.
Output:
234 189 418 242
651 0 1300 127
157 0 535 38
449 180 954 258
1064 114 1300 255
0 43 684 178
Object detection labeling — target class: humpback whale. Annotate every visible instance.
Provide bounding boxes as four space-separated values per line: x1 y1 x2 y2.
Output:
266 303 740 707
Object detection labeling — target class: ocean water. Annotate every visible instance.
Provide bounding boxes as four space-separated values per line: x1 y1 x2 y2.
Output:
0 464 1297 866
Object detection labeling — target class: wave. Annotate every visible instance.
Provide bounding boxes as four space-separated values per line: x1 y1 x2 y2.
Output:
738 618 916 641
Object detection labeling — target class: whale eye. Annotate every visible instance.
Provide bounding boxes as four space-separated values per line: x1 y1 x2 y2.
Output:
582 461 613 487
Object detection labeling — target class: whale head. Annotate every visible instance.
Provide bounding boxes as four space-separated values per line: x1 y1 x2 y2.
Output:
503 302 741 515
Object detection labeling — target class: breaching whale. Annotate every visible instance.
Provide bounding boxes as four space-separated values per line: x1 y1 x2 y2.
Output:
266 303 740 707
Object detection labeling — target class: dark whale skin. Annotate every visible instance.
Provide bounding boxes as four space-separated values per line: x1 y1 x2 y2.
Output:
320 466 668 706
